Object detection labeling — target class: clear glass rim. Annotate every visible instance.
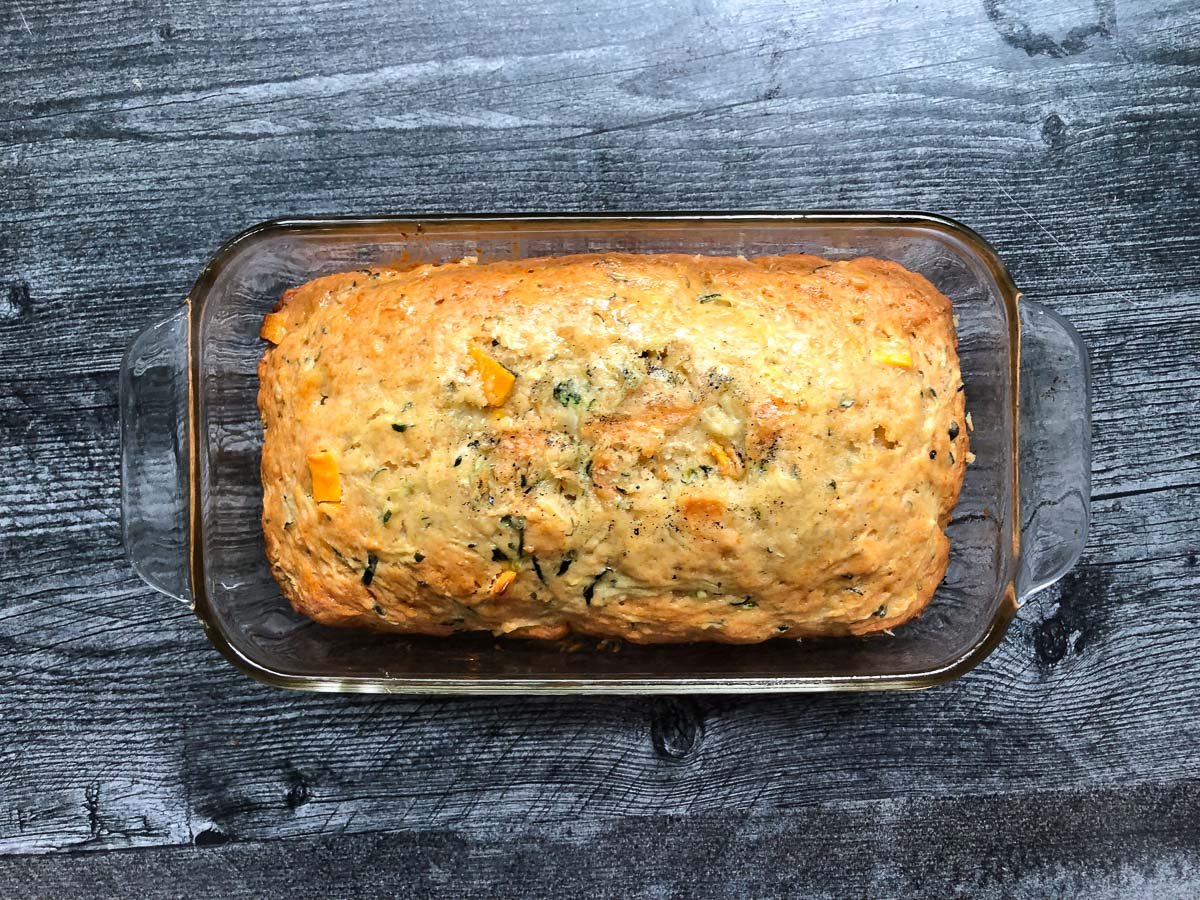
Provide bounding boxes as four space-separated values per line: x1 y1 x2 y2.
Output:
185 211 1023 693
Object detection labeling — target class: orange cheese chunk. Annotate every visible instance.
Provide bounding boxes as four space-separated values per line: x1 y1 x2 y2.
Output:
490 569 517 596
468 344 516 407
307 451 341 503
260 313 287 344
680 496 725 520
872 344 912 368
706 443 744 479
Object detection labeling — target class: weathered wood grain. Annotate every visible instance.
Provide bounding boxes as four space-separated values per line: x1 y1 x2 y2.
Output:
1 0 1198 893
1 780 1197 899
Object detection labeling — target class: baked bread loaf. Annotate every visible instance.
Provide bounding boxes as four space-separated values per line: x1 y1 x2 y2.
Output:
258 252 967 644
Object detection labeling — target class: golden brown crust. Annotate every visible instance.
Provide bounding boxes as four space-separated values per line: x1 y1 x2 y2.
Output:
258 252 968 643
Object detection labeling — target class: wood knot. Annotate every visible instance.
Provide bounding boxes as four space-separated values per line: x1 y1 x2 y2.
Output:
984 0 1114 58
1033 565 1108 667
0 281 31 322
194 825 232 847
285 771 310 809
1041 113 1068 149
650 699 705 761
1034 612 1072 665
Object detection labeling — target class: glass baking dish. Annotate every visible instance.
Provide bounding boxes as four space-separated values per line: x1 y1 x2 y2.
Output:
120 213 1090 693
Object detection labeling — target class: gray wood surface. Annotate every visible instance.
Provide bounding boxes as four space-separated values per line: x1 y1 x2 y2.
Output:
1 0 1198 896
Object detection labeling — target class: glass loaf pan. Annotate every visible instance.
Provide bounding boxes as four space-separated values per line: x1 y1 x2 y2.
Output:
120 213 1091 693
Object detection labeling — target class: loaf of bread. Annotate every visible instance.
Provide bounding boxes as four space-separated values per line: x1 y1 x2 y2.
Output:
257 252 967 644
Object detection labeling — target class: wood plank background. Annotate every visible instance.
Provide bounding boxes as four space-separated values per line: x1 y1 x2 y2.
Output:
1 0 1198 895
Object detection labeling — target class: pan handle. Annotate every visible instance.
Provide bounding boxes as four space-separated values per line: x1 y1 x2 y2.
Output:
120 305 192 604
1016 299 1092 602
